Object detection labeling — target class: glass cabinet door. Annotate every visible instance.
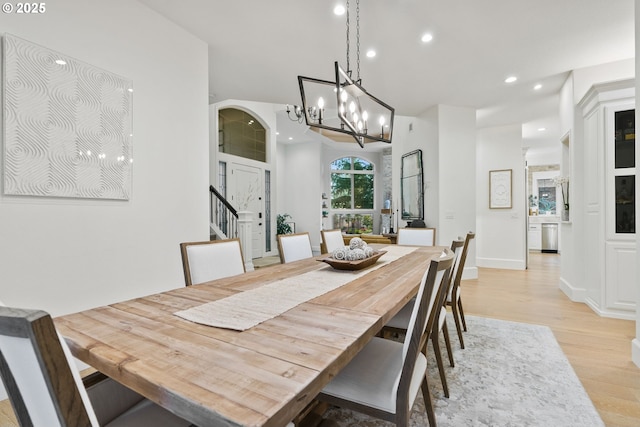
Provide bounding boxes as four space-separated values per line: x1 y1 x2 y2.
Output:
614 109 635 234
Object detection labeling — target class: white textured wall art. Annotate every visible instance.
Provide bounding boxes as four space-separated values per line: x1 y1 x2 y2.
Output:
3 34 133 200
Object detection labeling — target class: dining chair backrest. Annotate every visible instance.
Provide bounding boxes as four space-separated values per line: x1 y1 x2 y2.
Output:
180 238 246 286
398 248 453 402
0 306 99 427
321 229 344 254
277 232 313 263
443 239 465 301
396 227 436 246
402 249 454 362
450 232 476 298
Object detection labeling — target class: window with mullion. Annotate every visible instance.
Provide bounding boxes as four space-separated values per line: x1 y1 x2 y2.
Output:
330 157 374 210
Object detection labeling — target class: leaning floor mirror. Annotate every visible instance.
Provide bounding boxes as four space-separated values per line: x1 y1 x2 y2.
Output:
401 149 424 221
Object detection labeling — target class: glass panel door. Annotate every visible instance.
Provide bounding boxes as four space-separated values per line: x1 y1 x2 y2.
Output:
613 109 635 234
614 109 635 169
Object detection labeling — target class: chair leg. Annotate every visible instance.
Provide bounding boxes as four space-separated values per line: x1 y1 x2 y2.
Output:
395 409 409 427
442 320 454 367
420 374 437 427
451 303 465 349
458 299 467 332
431 331 449 398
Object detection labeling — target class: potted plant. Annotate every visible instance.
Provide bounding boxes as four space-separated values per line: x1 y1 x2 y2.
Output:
277 213 293 235
528 194 538 216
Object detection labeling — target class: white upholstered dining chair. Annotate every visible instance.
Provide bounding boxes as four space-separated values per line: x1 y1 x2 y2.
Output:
383 239 463 399
320 229 344 254
180 238 246 286
0 305 192 427
396 228 436 246
317 249 454 427
277 232 313 264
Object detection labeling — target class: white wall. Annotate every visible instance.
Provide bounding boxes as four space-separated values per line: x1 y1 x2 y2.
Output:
559 73 584 300
0 0 210 315
476 124 527 269
280 142 323 251
526 147 561 166
437 105 477 271
573 58 635 105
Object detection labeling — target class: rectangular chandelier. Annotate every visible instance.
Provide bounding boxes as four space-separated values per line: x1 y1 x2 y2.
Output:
298 62 394 148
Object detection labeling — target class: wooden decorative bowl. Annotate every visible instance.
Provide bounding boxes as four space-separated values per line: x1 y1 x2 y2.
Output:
319 250 387 271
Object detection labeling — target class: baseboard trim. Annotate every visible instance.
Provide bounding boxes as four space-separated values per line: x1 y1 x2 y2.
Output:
632 339 640 368
584 296 636 320
559 277 586 302
476 257 526 270
462 266 478 280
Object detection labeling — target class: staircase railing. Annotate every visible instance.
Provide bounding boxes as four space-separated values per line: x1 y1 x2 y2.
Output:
209 185 238 239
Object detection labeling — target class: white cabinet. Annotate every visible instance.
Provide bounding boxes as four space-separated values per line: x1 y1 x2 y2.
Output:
579 79 636 319
528 223 541 250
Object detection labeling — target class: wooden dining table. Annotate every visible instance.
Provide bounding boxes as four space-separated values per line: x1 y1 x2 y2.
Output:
55 244 445 427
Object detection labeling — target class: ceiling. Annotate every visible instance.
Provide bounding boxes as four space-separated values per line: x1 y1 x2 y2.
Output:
139 0 634 151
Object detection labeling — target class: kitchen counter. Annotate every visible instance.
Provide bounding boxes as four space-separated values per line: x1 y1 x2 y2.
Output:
528 215 560 224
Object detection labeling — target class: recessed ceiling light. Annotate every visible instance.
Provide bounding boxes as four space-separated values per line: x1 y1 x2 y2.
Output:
333 4 345 15
55 59 66 65
276 132 280 135
534 84 542 90
538 127 546 132
288 137 293 141
505 76 517 84
421 33 433 43
366 49 376 58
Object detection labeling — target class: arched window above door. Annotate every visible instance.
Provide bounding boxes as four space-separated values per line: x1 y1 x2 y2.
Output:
218 108 266 162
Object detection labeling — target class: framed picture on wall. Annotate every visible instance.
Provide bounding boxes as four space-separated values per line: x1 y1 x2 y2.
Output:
489 169 512 209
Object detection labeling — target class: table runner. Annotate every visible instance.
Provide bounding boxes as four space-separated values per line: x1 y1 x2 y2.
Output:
174 245 418 331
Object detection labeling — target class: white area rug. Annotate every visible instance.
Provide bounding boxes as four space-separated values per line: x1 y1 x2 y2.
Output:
323 315 604 427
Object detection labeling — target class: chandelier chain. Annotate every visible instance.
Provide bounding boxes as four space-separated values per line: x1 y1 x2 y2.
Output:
356 0 360 81
346 0 350 74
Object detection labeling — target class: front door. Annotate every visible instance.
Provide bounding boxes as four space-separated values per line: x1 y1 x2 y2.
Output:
230 163 263 259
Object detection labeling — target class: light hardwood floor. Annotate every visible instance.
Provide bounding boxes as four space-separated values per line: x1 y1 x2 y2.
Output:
462 252 640 427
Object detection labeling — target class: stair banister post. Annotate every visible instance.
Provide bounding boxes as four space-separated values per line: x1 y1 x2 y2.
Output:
237 211 254 272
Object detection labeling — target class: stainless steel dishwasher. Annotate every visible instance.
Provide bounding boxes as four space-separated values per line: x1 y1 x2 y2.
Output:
541 223 558 253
